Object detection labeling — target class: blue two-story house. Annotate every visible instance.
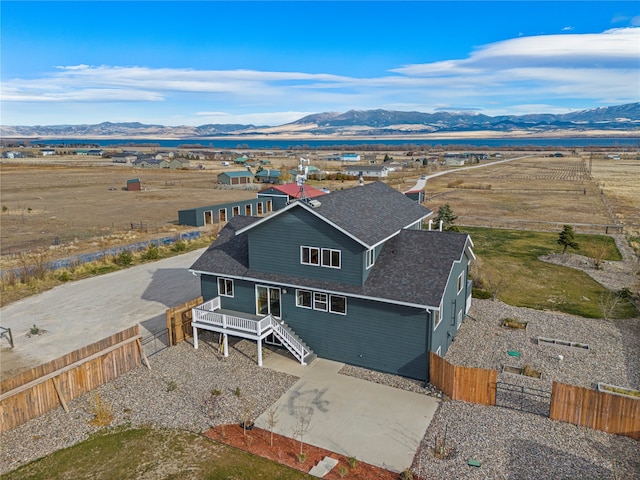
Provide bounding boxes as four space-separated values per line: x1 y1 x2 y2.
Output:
189 181 474 381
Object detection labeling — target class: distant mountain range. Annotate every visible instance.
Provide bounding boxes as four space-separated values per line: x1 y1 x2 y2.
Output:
2 103 639 139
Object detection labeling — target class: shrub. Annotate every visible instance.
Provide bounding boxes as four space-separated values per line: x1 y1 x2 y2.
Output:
141 244 159 260
400 469 414 480
89 393 114 426
348 456 358 469
117 249 133 266
338 465 348 478
58 271 72 282
472 288 492 299
167 380 178 392
297 453 307 464
172 240 187 252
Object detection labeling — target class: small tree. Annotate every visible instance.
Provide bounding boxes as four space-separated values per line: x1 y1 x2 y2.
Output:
557 225 579 254
432 204 458 231
582 238 609 270
266 406 280 447
598 291 622 321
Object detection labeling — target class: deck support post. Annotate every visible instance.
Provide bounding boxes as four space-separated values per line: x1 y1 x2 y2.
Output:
257 338 263 367
223 333 229 357
193 325 199 349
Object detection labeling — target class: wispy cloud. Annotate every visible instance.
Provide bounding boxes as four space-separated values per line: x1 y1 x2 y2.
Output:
2 28 638 124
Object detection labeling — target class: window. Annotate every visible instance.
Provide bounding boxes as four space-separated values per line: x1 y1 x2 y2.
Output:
321 248 341 268
218 208 227 222
435 346 442 357
366 248 375 269
433 310 441 330
313 292 328 311
218 278 234 297
245 204 252 215
257 202 264 214
266 200 272 212
456 310 463 329
329 295 347 315
232 206 240 217
296 289 347 315
296 289 312 309
301 246 320 266
457 272 464 294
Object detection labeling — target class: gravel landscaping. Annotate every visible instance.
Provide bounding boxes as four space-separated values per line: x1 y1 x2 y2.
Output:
0 334 298 474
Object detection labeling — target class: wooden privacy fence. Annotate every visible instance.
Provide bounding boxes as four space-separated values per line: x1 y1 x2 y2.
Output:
0 325 148 433
166 296 202 345
550 382 640 440
429 352 497 405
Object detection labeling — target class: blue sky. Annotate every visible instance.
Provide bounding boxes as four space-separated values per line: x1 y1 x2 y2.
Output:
1 1 639 126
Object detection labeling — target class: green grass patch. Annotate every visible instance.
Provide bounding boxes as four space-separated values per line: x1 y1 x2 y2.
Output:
3 426 313 480
464 227 637 319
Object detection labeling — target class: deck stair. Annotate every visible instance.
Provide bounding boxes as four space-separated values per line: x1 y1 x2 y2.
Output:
191 297 315 366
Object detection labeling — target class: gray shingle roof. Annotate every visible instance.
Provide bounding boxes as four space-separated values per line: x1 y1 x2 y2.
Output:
190 216 470 308
311 181 431 246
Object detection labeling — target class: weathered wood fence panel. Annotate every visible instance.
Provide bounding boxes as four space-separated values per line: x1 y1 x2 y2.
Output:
429 352 496 405
550 382 640 440
0 326 141 433
166 296 202 345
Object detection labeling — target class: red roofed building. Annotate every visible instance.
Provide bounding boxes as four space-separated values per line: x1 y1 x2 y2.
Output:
257 183 328 209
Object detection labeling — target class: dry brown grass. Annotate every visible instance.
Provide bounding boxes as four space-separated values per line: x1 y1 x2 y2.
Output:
424 154 632 233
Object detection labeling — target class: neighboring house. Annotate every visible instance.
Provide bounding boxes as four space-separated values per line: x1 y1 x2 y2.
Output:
234 156 249 165
2 151 23 159
112 154 137 164
343 165 389 178
443 156 466 166
255 169 281 183
87 149 104 156
178 198 274 227
189 182 474 381
169 158 190 170
341 153 360 162
257 183 328 210
41 148 55 156
217 170 254 185
133 156 170 168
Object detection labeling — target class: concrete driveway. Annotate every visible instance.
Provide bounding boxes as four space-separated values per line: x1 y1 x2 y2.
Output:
0 249 205 379
257 353 439 473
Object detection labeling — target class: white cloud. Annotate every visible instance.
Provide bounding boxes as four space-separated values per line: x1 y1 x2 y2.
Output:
2 28 638 125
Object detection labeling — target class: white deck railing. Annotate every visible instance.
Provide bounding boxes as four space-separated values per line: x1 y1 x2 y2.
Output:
269 317 310 364
192 297 311 364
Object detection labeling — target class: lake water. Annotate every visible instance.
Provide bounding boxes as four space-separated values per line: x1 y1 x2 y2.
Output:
30 137 640 149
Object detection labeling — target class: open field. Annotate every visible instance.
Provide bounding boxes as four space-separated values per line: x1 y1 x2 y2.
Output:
423 154 635 234
1 151 638 264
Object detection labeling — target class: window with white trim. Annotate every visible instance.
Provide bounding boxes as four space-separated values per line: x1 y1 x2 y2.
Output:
433 310 441 330
321 248 341 268
329 295 347 315
457 272 464 294
313 292 328 311
435 346 442 357
296 289 312 309
301 246 320 266
218 278 234 297
366 248 375 269
456 309 463 329
232 206 240 217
